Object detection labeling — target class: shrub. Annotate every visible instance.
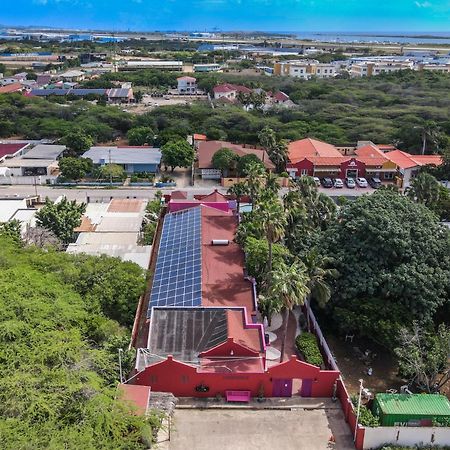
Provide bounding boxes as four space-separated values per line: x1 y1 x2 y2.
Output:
280 172 289 178
351 396 380 427
295 332 323 367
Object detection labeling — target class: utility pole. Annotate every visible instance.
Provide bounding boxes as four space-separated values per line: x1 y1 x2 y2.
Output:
354 378 363 442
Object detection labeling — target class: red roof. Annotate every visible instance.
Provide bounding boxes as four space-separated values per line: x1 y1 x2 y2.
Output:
213 83 252 94
307 156 349 166
288 138 342 163
355 144 389 166
385 150 443 170
198 189 229 203
273 91 290 102
193 133 207 141
118 384 151 415
227 310 262 353
0 143 28 159
197 140 275 170
0 83 22 94
200 206 255 315
170 190 188 200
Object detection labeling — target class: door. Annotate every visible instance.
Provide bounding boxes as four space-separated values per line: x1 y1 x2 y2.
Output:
346 169 358 179
300 379 313 397
272 378 293 397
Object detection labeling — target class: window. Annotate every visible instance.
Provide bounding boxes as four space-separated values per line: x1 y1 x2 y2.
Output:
384 172 394 180
300 169 308 176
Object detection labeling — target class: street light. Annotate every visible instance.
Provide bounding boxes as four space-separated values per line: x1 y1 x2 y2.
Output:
354 378 364 442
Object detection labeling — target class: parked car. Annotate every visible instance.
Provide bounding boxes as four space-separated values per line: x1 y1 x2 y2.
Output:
334 178 344 188
321 177 333 188
356 177 368 188
368 177 382 189
313 176 321 187
345 177 356 188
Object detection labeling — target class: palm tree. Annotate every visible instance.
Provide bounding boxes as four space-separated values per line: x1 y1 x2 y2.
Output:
245 161 266 205
414 121 441 155
269 261 310 362
303 249 337 308
406 172 441 207
227 182 248 213
257 199 287 277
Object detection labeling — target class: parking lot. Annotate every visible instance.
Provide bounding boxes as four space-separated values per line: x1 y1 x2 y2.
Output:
164 404 354 450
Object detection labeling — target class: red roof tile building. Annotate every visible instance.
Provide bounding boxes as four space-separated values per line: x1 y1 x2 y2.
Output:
127 193 339 399
286 138 440 186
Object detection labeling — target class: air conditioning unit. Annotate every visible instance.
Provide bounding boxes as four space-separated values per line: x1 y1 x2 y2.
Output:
211 239 229 246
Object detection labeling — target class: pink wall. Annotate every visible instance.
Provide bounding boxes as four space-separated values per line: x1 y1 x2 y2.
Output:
132 355 340 399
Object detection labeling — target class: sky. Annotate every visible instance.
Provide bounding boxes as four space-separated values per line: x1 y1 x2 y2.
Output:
1 0 450 32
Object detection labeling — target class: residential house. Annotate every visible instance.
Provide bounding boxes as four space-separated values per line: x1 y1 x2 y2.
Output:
58 69 86 82
0 143 30 162
125 193 340 399
107 87 134 103
212 83 252 101
0 83 23 94
177 76 197 94
196 140 274 179
82 146 161 174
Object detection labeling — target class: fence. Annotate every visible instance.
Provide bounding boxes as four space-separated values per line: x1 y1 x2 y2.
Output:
363 426 450 449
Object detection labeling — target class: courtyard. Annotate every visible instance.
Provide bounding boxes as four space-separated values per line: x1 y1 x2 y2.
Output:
162 402 354 450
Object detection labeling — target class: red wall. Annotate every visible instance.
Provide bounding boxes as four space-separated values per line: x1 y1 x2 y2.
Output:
132 355 339 399
287 159 314 176
340 158 366 179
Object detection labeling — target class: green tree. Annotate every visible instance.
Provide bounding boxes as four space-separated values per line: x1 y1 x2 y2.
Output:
211 147 238 176
62 130 94 155
35 197 86 244
269 261 310 362
258 126 288 173
58 157 93 180
415 120 442 155
395 322 450 393
161 139 195 172
0 219 22 246
321 190 450 347
257 294 281 328
100 163 125 181
127 126 155 146
407 172 441 208
236 154 265 177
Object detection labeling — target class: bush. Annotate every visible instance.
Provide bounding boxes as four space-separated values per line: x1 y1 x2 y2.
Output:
351 396 380 427
280 172 289 178
295 332 323 367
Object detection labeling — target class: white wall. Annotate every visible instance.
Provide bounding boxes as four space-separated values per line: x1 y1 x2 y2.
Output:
0 175 57 185
363 426 450 449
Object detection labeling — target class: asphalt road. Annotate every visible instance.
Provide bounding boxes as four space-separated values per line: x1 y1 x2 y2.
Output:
0 184 374 202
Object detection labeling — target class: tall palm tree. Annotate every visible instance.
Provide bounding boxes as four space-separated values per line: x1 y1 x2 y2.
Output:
303 249 337 308
269 261 310 362
245 161 265 205
415 121 441 155
257 199 287 277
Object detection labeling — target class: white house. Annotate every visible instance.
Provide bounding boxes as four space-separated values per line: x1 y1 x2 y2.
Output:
176 76 197 94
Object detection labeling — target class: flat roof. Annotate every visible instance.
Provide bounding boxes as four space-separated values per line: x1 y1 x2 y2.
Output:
95 216 143 233
1 158 57 167
82 147 161 165
23 144 66 160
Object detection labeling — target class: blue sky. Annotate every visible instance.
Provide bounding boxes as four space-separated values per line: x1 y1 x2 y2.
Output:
1 0 450 32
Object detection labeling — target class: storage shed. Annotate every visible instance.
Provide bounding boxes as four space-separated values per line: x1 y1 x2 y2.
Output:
373 394 450 427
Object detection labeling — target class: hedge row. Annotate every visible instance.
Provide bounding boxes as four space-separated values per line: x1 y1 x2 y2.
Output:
295 332 324 367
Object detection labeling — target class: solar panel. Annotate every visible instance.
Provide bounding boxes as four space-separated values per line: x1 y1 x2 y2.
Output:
148 207 202 314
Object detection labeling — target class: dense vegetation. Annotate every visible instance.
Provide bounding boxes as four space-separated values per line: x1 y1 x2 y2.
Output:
1 71 449 155
0 237 154 449
295 332 324 367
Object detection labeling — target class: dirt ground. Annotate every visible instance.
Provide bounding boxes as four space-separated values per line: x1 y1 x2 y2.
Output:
164 407 354 450
325 333 405 396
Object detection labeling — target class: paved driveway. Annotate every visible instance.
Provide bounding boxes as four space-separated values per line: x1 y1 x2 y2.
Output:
164 405 354 450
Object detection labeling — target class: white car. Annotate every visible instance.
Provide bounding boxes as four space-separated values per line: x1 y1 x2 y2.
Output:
334 178 344 188
345 177 356 188
313 177 321 187
356 177 368 188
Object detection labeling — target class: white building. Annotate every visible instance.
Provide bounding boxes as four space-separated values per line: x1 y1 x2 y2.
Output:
273 60 336 79
176 76 197 94
350 61 414 77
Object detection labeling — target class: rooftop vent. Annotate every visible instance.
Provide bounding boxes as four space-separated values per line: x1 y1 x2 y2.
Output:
211 239 229 246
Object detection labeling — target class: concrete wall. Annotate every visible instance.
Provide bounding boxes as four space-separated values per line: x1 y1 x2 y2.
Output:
363 426 450 449
0 175 57 185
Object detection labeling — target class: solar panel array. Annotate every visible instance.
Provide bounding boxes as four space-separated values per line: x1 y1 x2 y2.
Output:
148 207 202 314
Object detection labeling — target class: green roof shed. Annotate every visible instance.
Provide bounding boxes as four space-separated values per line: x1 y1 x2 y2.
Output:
373 394 450 427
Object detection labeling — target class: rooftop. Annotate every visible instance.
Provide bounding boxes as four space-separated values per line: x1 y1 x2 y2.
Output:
288 138 343 163
82 146 161 165
23 144 66 160
197 140 274 170
375 394 450 416
385 150 443 169
0 143 28 160
0 83 22 94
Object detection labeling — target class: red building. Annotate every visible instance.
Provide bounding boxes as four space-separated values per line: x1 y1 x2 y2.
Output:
127 193 339 399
